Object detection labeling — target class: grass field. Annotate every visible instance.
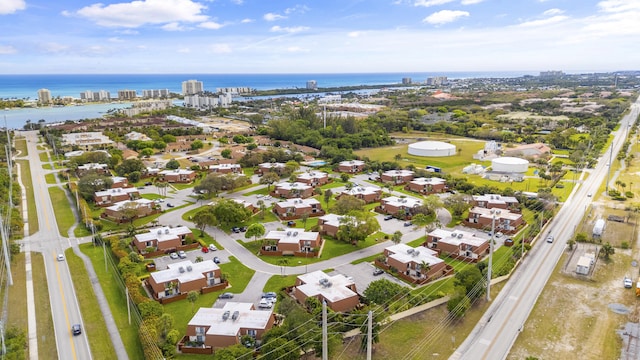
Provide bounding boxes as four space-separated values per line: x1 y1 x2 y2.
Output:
5 253 27 360
80 244 145 360
32 253 57 360
17 160 39 234
65 247 118 359
45 173 57 184
15 138 28 156
48 186 76 237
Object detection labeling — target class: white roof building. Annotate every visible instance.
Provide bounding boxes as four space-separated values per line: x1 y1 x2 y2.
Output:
150 260 219 285
295 271 357 304
104 198 155 212
77 163 109 172
340 186 381 197
159 169 195 176
385 243 444 267
382 169 415 178
94 187 139 198
274 182 312 192
381 196 423 209
61 132 113 147
276 198 320 209
265 230 319 245
188 302 273 337
135 226 193 245
428 228 487 248
409 177 446 186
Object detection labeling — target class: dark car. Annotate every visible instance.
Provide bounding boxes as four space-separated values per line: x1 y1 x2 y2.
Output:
404 221 413 227
384 215 394 221
145 182 153 186
373 268 384 276
232 227 241 233
213 256 221 264
286 221 296 227
219 292 234 299
72 324 82 336
262 292 277 299
239 226 247 232
166 203 175 208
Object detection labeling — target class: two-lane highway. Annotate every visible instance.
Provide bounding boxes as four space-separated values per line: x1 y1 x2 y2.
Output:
451 96 640 360
22 130 92 360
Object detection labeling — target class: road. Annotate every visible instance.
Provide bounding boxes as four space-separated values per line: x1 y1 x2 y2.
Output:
21 131 93 360
451 97 640 360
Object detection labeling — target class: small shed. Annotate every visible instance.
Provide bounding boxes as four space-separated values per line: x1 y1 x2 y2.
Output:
576 253 596 275
593 219 605 237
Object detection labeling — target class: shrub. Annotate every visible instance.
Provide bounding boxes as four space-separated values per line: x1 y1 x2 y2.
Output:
622 241 630 249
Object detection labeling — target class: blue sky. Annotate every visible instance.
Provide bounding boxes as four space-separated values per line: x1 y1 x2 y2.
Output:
1 0 639 74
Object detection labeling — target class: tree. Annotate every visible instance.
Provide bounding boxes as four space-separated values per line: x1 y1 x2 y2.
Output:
447 286 471 318
213 344 253 360
259 337 299 360
259 172 280 192
165 159 180 170
363 279 405 305
336 211 380 244
187 291 199 313
333 195 365 215
221 148 232 158
192 209 217 236
191 140 204 151
116 158 145 177
444 193 471 217
392 231 402 244
411 213 432 238
300 213 309 229
600 242 615 260
139 148 154 158
155 181 168 197
454 266 485 301
77 174 113 200
340 173 350 182
119 202 140 224
127 170 141 183
245 223 265 242
324 189 333 210
567 238 576 250
211 199 252 226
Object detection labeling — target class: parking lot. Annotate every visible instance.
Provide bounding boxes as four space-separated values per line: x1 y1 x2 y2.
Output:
153 246 231 271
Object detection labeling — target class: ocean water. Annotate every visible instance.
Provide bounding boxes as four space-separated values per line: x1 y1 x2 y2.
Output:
1 71 534 129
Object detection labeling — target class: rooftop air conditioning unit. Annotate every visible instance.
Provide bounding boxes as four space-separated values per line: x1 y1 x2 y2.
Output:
179 267 185 273
451 233 457 237
293 231 298 236
232 311 239 320
407 249 414 254
157 230 162 235
222 311 230 321
287 231 292 236
458 233 463 238
186 265 192 272
414 251 420 256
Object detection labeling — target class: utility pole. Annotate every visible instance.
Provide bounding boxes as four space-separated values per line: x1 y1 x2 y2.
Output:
367 310 373 360
605 144 614 194
487 209 500 301
322 301 327 360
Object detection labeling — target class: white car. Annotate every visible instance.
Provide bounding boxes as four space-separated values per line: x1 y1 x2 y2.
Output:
208 244 218 251
546 235 554 243
624 277 633 289
177 250 187 259
57 254 65 261
258 298 273 309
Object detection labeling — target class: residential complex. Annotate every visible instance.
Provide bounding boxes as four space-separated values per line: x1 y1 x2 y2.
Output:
292 271 359 312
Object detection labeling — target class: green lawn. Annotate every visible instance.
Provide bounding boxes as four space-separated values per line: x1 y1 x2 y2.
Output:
65 247 118 359
243 187 271 196
190 228 224 250
79 244 145 360
17 160 39 234
264 274 298 292
32 253 57 360
140 193 164 200
45 173 57 184
163 256 255 334
4 253 27 360
39 150 50 162
15 138 28 156
48 187 76 237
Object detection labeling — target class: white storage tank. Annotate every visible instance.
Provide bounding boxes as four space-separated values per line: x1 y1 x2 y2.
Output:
408 141 456 157
491 157 529 173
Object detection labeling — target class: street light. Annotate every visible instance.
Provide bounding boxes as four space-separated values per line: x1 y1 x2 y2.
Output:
486 209 501 302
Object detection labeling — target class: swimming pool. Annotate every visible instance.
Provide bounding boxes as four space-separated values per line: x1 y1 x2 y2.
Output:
306 160 327 167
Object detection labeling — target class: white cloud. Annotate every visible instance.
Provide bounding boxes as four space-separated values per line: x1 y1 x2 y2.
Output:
199 21 224 30
210 43 232 53
230 0 243 4
461 0 484 4
264 13 286 21
0 0 25 15
41 42 70 53
414 0 455 7
0 45 17 54
270 25 309 33
348 31 365 37
518 15 568 27
162 22 186 31
284 5 309 15
423 10 469 24
597 0 640 12
108 37 124 42
178 47 190 53
543 8 564 16
287 46 308 52
72 0 208 28
116 29 139 35
241 18 253 23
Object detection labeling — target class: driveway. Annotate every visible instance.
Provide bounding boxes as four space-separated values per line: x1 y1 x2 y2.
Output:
330 262 410 296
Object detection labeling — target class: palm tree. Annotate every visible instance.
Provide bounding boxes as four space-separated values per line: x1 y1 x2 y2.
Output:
600 242 615 260
419 260 431 280
392 231 402 245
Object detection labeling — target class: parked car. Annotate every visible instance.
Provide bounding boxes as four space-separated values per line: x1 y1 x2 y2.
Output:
57 254 65 261
72 324 82 336
213 256 221 264
239 226 247 232
258 298 273 309
624 277 633 289
373 268 384 276
201 246 209 253
286 221 296 227
404 221 413 227
262 292 277 299
145 182 153 186
178 250 187 259
263 195 272 200
232 227 241 233
219 292 234 299
166 203 175 208
169 252 179 260
384 215 394 221
208 244 218 251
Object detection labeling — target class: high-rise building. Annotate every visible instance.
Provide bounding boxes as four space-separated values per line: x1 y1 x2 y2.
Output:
426 76 448 86
402 77 412 85
306 80 317 90
142 89 170 98
118 89 137 100
182 80 204 95
37 88 51 105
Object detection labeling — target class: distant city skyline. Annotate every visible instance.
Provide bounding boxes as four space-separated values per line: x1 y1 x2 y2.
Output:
1 0 639 74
